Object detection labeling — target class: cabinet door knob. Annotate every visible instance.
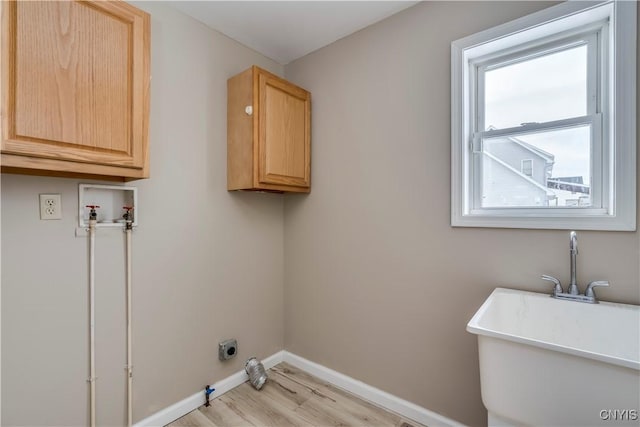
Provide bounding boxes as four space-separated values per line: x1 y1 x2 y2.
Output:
245 106 253 116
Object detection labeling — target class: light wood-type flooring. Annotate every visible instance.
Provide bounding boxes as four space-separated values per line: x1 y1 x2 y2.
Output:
167 362 425 427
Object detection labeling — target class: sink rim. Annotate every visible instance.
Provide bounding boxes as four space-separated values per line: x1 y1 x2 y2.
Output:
467 287 640 371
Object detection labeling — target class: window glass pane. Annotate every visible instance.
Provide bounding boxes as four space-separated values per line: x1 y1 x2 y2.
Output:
484 45 588 130
481 125 591 208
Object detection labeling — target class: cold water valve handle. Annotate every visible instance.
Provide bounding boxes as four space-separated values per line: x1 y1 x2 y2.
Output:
204 385 215 407
585 280 610 299
122 206 134 229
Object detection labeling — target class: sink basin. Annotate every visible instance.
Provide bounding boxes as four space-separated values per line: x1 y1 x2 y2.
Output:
467 288 640 426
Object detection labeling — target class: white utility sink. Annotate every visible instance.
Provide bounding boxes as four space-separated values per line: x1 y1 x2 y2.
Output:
468 288 640 426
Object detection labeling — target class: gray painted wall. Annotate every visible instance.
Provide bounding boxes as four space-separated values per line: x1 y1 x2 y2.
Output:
283 2 639 426
2 2 285 425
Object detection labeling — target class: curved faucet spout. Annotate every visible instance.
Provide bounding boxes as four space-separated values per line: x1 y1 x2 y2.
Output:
568 231 578 295
543 231 609 303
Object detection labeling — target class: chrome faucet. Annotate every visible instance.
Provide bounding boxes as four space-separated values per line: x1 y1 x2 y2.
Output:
541 231 610 304
568 231 579 295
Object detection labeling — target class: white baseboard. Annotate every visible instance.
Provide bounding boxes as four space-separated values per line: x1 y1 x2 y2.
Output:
134 351 284 427
281 352 466 427
134 350 465 427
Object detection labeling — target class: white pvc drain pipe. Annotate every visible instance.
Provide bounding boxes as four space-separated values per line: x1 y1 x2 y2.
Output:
86 206 98 427
125 218 133 427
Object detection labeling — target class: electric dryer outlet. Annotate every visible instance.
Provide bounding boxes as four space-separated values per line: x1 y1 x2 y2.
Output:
219 339 238 361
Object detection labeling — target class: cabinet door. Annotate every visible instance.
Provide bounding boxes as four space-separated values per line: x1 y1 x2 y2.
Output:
257 71 310 188
1 1 149 170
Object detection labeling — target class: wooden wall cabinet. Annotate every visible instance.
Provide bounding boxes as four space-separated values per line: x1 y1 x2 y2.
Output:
1 0 150 180
228 66 311 193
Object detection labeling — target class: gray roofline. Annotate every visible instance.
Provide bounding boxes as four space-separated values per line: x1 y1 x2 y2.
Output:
485 126 555 163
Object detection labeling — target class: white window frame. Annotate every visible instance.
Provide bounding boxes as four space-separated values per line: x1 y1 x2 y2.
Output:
451 0 636 230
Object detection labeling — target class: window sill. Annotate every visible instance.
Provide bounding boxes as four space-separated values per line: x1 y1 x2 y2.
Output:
452 212 635 231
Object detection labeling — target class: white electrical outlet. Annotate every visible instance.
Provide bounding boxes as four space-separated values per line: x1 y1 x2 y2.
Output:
39 194 62 220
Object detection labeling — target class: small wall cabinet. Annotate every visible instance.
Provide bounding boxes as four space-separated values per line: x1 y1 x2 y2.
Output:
227 66 311 193
1 0 151 180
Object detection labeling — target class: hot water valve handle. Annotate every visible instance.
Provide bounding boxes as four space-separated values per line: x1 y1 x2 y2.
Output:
85 205 101 221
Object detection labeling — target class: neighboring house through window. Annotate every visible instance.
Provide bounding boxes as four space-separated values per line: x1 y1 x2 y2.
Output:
451 0 636 230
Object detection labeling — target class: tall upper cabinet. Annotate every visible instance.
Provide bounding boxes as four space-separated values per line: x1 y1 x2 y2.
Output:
1 0 151 180
228 66 311 193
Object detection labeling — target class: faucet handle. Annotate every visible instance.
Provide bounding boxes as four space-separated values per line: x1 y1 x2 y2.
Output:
585 281 609 298
541 275 563 295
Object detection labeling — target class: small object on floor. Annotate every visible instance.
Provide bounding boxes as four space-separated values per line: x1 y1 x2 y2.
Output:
245 357 268 390
400 423 415 427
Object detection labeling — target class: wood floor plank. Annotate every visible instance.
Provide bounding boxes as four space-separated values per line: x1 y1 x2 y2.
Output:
221 383 310 427
166 409 216 427
260 370 314 409
292 397 352 427
167 362 428 427
296 387 398 427
273 363 403 426
199 394 255 427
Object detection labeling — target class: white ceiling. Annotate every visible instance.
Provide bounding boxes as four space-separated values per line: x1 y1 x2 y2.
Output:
168 1 419 64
